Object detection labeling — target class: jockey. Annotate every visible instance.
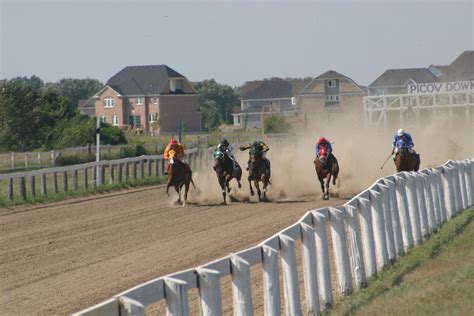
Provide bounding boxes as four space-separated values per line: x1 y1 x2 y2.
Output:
216 139 237 169
392 128 415 155
240 140 270 171
163 138 185 174
315 137 338 163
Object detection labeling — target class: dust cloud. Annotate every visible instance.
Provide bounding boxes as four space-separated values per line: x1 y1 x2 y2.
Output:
181 114 472 205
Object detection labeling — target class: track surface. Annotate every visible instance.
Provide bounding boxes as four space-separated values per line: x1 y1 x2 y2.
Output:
0 185 347 315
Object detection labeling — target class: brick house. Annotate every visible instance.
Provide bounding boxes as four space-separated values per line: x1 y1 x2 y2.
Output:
93 65 201 133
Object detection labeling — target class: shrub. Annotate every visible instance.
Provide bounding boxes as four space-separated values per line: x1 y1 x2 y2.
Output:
263 115 292 134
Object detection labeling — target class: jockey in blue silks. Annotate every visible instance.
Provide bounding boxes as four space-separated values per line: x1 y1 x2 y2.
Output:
315 137 333 157
392 128 415 155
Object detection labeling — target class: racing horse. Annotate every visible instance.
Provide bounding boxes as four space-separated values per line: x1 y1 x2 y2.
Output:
394 139 420 172
166 150 195 206
213 149 242 204
314 147 339 200
247 147 271 202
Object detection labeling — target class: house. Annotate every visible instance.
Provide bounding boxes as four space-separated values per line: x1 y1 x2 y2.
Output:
368 51 474 95
93 65 201 133
232 78 310 129
297 70 367 123
78 97 96 116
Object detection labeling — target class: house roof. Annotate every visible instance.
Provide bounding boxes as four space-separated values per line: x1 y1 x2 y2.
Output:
447 50 474 81
299 70 366 94
78 97 95 109
369 68 438 88
315 70 349 80
106 65 186 96
240 78 293 99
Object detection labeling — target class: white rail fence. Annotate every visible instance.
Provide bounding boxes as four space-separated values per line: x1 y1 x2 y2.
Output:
75 158 473 316
0 149 202 201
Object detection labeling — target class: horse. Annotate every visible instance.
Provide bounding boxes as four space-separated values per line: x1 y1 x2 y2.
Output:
165 150 195 206
394 140 420 172
247 147 271 202
213 149 242 204
314 147 339 200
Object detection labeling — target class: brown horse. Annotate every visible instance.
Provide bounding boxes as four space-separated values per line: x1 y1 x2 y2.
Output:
394 144 420 172
314 147 339 200
213 149 242 204
247 148 271 202
166 150 195 206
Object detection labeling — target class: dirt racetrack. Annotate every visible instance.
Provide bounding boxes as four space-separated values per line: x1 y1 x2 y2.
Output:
0 184 348 315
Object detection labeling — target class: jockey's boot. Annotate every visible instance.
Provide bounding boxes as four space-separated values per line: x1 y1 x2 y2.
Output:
246 160 250 171
265 159 271 172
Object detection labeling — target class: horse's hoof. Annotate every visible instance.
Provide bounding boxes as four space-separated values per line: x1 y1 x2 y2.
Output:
238 183 242 188
182 202 186 207
323 195 329 200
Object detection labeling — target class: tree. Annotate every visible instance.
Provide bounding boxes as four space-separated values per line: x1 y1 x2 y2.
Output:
45 78 103 109
263 115 292 134
193 79 240 130
10 75 44 90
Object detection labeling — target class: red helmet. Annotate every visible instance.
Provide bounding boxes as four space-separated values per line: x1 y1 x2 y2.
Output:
170 138 178 145
318 137 328 144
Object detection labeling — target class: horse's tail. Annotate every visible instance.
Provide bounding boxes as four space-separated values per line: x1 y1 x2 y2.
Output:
190 171 196 189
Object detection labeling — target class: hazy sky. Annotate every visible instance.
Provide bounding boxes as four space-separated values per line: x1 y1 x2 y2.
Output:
1 0 473 86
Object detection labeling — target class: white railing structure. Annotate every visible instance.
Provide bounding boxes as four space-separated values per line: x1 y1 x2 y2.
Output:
363 92 474 128
74 158 473 316
0 149 201 201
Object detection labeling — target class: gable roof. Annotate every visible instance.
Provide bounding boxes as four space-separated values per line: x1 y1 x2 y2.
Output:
369 68 438 88
106 65 187 96
240 78 293 99
299 70 366 94
447 50 474 81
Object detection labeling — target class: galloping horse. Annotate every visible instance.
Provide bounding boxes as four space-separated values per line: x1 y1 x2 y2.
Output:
394 140 420 172
166 150 195 206
314 147 339 200
247 147 271 202
213 149 242 204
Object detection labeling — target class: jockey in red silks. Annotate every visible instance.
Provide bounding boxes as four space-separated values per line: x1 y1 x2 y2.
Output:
315 137 338 163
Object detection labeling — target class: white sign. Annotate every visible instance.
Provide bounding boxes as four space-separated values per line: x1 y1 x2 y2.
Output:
407 80 474 94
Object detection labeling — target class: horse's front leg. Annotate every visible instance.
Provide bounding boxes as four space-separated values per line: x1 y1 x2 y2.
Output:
226 174 231 193
248 177 255 196
175 185 182 204
219 176 227 205
183 181 190 207
255 180 262 202
324 174 331 200
166 183 171 197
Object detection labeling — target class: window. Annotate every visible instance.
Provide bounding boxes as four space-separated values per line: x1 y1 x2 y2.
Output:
100 115 106 123
136 97 142 105
170 79 184 93
327 80 336 88
148 113 155 123
113 115 119 126
128 115 141 127
325 95 340 102
104 97 115 108
153 97 158 104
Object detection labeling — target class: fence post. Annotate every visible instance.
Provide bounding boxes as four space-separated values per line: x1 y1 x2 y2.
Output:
73 170 79 191
384 178 404 256
447 164 461 214
279 234 302 316
421 172 436 233
7 178 13 200
11 152 14 169
110 164 115 185
231 254 253 315
441 166 455 219
147 159 152 178
357 197 377 278
140 160 144 179
24 152 28 169
197 268 222 315
41 173 47 195
262 245 281 316
161 158 165 176
344 204 367 288
377 183 396 261
84 168 89 189
93 166 97 188
119 296 145 316
434 168 447 223
300 222 320 315
164 277 189 316
62 171 68 193
457 162 469 209
329 207 352 295
414 174 429 238
312 210 332 308
118 163 123 183
30 175 36 198
53 172 59 193
427 170 441 229
154 159 159 177
133 162 137 180
369 190 389 270
19 177 26 200
405 173 422 245
394 174 414 250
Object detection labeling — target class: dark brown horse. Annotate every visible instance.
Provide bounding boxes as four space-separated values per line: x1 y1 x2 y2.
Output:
314 147 339 200
166 150 195 206
213 149 242 204
394 142 420 172
247 148 271 202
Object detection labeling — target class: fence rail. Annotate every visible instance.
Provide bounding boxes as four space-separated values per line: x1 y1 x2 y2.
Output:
0 148 202 202
73 158 473 316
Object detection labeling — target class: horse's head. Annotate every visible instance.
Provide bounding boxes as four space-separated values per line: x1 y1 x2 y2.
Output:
396 139 408 156
249 147 260 163
169 149 177 164
318 147 328 164
213 149 225 165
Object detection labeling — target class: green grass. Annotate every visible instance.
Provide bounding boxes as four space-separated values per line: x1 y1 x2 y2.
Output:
325 206 474 316
0 175 167 209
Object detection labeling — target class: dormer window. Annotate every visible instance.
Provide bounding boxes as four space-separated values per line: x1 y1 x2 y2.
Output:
170 79 184 93
327 80 336 88
104 97 115 108
136 97 142 105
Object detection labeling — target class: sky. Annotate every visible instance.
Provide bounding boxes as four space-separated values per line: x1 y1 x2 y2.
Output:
1 0 473 87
